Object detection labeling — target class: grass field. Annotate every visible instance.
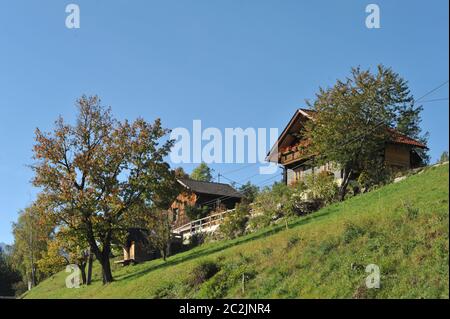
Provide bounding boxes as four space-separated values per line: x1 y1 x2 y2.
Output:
24 163 449 299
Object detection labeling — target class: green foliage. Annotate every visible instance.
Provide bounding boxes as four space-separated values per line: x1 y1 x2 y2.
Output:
190 163 214 182
142 209 173 261
238 182 259 204
185 205 210 221
285 234 301 249
305 65 428 199
402 201 419 220
31 95 179 283
357 159 393 192
23 164 449 299
0 250 21 296
187 260 220 288
304 171 339 205
253 182 294 219
11 204 55 288
197 260 256 298
219 203 251 239
439 151 449 164
342 222 366 244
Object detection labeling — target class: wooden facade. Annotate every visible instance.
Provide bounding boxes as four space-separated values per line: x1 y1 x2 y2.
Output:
119 180 241 265
170 179 242 229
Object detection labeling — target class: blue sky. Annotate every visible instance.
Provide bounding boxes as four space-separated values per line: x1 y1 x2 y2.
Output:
0 0 448 244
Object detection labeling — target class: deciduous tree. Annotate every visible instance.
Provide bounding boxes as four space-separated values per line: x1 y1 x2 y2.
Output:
32 95 178 283
305 65 427 200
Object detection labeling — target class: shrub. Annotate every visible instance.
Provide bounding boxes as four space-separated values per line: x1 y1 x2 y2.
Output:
189 232 206 248
154 282 177 298
285 234 301 249
304 171 339 205
198 262 256 298
187 260 220 287
252 182 295 221
342 222 366 243
219 203 251 239
185 205 210 221
358 160 393 192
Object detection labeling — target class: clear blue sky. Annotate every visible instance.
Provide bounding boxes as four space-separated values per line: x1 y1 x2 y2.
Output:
0 0 448 244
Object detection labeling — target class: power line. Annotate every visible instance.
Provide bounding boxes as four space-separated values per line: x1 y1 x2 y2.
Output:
219 163 258 175
199 80 450 208
416 80 449 102
420 98 449 103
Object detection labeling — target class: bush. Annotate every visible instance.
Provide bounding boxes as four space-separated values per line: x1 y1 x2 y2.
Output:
189 232 206 248
358 161 393 192
252 183 294 221
198 262 256 298
185 205 210 221
285 235 301 249
219 203 251 239
342 222 366 244
187 260 220 287
304 171 339 205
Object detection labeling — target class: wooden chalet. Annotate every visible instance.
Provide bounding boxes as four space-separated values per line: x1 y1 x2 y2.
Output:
170 178 242 228
266 108 427 186
118 179 241 265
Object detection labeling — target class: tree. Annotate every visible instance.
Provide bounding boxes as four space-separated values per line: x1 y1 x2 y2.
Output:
37 228 91 285
146 210 172 261
32 95 179 283
0 249 21 296
439 151 449 163
185 204 210 221
174 167 189 179
219 202 250 239
190 163 214 182
11 204 54 288
305 65 427 200
238 182 259 204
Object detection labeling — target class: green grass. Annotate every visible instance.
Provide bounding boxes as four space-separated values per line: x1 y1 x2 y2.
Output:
24 164 449 299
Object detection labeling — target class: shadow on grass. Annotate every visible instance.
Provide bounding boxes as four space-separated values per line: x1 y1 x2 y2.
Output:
116 206 338 282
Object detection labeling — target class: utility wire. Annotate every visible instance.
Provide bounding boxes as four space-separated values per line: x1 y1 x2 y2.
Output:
197 80 450 208
415 80 449 102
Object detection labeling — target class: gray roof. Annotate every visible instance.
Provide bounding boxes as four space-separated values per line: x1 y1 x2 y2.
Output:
177 179 242 198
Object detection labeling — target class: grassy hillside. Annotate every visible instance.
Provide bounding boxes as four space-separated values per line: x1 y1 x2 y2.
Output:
24 164 449 299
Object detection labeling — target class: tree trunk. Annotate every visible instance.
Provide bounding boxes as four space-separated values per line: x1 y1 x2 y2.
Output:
85 221 114 284
100 253 113 284
87 249 93 285
338 168 352 201
161 248 167 261
79 263 87 285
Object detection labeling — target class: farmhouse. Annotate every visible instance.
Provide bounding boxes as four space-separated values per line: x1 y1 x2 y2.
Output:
266 108 427 185
170 178 242 228
119 179 242 264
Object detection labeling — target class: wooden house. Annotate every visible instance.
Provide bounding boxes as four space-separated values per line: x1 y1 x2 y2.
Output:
119 179 241 265
266 108 427 186
121 228 159 265
170 178 242 228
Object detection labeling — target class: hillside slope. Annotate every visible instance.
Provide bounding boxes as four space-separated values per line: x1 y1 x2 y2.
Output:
25 164 449 299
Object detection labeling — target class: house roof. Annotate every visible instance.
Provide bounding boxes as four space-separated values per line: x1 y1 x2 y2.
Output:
387 128 427 148
177 178 242 198
266 108 427 162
